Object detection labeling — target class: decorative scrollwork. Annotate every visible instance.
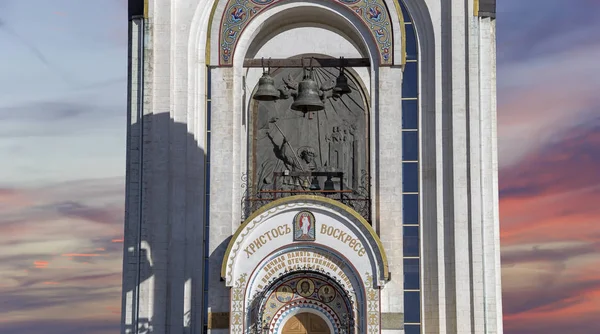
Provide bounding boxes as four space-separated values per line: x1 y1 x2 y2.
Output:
241 170 371 222
241 172 275 220
339 169 371 222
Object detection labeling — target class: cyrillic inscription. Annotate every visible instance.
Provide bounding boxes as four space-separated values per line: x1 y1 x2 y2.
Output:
244 224 291 258
320 223 366 257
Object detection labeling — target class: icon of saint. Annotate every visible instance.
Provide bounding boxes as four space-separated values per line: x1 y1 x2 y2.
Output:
300 215 311 236
297 279 313 297
318 285 336 303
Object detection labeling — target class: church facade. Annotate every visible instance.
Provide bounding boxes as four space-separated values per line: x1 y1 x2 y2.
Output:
121 0 501 333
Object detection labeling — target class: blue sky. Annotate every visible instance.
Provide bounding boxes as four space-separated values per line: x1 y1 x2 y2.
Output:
1 1 599 333
0 0 127 186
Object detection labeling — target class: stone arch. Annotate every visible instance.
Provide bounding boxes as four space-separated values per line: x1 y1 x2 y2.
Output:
222 195 385 333
279 308 336 334
240 245 368 332
209 0 398 66
221 195 389 284
254 271 354 333
231 3 380 69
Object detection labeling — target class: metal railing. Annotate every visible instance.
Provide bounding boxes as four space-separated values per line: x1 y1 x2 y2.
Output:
241 171 371 222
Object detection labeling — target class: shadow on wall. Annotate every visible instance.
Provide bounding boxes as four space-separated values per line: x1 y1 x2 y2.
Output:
120 112 225 333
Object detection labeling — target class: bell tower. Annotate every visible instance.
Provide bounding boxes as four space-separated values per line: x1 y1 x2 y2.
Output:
122 0 502 333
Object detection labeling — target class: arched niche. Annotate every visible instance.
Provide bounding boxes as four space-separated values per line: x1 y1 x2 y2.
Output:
226 2 385 227
244 59 372 220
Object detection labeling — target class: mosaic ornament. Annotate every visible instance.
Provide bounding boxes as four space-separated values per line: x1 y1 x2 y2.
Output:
293 211 316 241
262 275 352 333
365 273 380 334
218 0 393 65
230 273 247 333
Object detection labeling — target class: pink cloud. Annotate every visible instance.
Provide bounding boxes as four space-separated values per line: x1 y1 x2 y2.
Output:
500 117 600 333
0 178 124 329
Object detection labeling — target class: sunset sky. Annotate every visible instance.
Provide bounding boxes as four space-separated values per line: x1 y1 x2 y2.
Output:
1 1 599 333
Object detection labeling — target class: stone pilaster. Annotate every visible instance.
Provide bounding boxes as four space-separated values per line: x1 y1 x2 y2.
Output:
378 66 404 334
206 66 235 334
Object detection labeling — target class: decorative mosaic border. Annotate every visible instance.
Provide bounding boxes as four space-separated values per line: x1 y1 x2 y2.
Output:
231 273 248 333
365 272 380 334
271 299 341 333
218 0 393 66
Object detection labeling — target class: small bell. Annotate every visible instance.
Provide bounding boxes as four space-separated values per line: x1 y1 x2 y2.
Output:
333 69 352 96
291 67 324 112
302 178 310 188
253 71 280 101
309 176 321 191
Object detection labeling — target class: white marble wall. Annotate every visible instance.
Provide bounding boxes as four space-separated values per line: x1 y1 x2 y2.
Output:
122 0 503 333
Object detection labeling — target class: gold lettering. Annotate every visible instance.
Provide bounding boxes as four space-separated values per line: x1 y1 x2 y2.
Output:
317 223 367 258
271 228 279 238
358 248 366 257
277 225 285 235
258 250 356 290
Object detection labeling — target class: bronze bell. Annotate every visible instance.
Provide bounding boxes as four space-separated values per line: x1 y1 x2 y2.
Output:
309 176 321 191
291 68 324 112
253 71 280 101
333 69 352 95
323 175 335 191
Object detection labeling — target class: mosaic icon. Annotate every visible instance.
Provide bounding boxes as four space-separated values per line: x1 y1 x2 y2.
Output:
293 211 316 241
318 284 336 303
275 285 294 303
296 278 315 298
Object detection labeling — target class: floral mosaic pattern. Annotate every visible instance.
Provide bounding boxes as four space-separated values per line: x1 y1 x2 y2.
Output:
218 0 393 65
365 273 380 334
230 273 248 333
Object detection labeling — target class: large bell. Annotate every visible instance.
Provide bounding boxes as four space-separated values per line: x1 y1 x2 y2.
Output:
333 70 352 95
253 72 280 101
323 175 335 191
291 70 324 112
